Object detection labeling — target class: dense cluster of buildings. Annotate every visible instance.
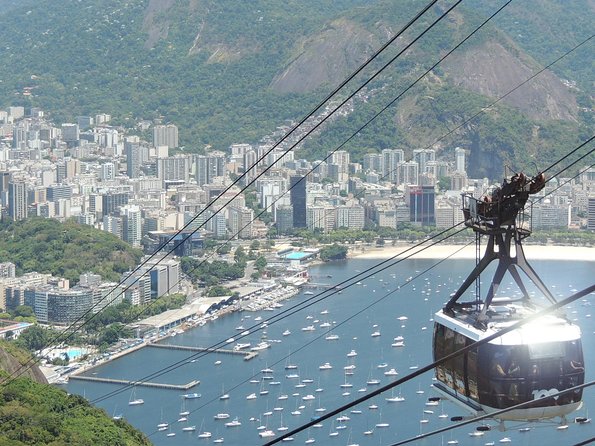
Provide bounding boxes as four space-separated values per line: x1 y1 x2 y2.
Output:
0 106 594 323
1 106 595 241
0 258 180 325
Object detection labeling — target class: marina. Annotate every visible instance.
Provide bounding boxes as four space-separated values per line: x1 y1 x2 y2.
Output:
64 256 594 446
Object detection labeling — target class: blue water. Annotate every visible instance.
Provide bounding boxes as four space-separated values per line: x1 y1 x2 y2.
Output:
65 257 594 445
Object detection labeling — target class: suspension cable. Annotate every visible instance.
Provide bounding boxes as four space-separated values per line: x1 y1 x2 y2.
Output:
0 0 446 385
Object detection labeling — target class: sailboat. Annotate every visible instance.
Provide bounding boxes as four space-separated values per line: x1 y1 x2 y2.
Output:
197 419 211 438
220 384 229 400
385 388 405 402
179 399 190 417
128 387 144 406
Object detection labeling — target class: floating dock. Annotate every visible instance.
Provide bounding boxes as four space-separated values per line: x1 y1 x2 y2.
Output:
149 344 258 361
69 375 200 390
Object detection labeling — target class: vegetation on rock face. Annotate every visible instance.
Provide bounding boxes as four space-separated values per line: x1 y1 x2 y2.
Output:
0 375 151 445
0 218 143 284
0 1 589 175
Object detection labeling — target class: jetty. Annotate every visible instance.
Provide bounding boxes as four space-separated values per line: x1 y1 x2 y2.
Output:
149 344 258 361
69 375 200 390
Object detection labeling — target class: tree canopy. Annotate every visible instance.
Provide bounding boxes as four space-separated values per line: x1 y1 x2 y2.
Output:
0 218 142 283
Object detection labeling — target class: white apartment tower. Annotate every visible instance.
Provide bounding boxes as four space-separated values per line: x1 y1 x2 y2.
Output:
455 147 466 173
153 124 179 149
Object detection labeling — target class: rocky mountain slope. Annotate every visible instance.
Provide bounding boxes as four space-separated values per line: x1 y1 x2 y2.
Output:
0 0 591 178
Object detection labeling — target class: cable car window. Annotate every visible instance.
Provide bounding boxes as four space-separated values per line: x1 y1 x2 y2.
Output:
466 341 478 400
528 342 563 360
453 332 466 394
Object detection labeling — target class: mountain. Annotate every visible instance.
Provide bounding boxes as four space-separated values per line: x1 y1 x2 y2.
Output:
0 0 592 179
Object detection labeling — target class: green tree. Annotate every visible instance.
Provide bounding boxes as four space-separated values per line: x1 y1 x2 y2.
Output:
234 246 247 265
207 286 232 297
15 325 50 351
217 243 231 254
255 256 267 272
12 305 34 318
319 244 348 261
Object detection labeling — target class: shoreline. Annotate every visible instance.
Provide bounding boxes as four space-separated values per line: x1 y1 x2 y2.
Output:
349 243 595 261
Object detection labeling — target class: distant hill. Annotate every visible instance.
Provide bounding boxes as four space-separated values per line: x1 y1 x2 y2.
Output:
0 218 143 284
0 0 592 179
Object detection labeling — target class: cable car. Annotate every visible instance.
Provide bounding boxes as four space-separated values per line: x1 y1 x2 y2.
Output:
432 171 584 422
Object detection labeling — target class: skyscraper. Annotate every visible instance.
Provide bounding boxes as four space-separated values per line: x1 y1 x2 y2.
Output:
157 155 190 184
121 205 142 248
409 185 435 226
290 175 307 228
455 147 466 173
126 140 141 178
382 149 404 183
194 154 225 186
8 181 27 221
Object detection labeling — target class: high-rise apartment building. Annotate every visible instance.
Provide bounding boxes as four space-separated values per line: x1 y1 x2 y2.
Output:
194 154 225 186
8 181 27 221
121 205 142 248
382 149 404 183
455 147 466 173
153 124 179 149
398 161 419 186
157 155 190 184
413 149 436 174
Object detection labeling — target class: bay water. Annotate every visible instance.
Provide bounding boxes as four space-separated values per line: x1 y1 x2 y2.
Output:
65 257 594 445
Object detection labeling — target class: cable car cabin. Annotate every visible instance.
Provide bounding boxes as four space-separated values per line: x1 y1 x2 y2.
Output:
433 304 584 421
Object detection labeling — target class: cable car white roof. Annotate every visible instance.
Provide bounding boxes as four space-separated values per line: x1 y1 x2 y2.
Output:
434 304 581 346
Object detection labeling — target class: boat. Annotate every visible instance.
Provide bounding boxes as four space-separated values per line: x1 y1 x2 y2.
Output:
213 438 224 443
303 291 314 295
233 342 251 351
384 368 398 376
128 388 144 406
282 329 291 336
250 342 270 351
347 349 357 357
259 430 275 438
198 431 212 438
182 392 201 399
225 417 241 427
181 426 196 432
319 362 333 370
214 413 230 420
166 433 176 437
325 334 339 340
246 393 257 400
301 325 315 332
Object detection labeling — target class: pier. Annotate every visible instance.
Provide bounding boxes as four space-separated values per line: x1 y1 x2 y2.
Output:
69 375 200 390
149 344 259 361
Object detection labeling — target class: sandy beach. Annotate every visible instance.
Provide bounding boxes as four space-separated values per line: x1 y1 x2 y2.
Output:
351 244 595 262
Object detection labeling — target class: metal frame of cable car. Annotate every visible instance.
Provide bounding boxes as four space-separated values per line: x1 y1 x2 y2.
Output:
443 171 553 327
433 172 584 423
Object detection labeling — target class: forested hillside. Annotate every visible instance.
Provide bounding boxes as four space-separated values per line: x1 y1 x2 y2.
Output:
0 218 143 283
0 0 592 179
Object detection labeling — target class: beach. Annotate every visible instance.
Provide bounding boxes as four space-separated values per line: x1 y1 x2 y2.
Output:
351 243 595 261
